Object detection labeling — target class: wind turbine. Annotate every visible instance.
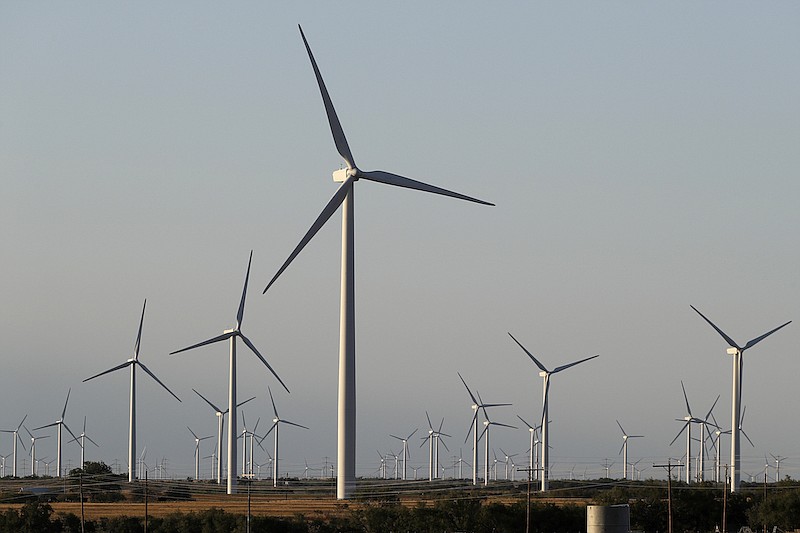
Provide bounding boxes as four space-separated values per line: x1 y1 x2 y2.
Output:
420 413 450 481
389 428 418 481
670 381 705 483
83 299 181 483
67 416 99 470
187 427 213 481
260 386 308 488
517 415 541 482
690 305 790 492
0 415 26 477
33 389 78 478
458 372 510 485
192 388 255 485
770 454 785 483
1 453 11 478
172 251 288 494
508 332 598 492
24 427 50 476
478 414 515 486
262 26 493 500
616 420 643 480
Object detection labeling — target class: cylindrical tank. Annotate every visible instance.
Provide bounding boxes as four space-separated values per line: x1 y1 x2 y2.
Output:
586 504 630 533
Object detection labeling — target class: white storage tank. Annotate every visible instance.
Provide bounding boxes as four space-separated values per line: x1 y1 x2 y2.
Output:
586 504 630 533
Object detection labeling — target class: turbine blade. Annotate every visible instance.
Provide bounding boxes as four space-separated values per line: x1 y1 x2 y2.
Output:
743 321 791 351
690 305 741 350
268 386 279 418
669 422 689 446
17 415 28 432
490 422 517 430
236 396 257 409
134 299 147 360
298 25 356 169
359 170 494 206
481 403 512 408
426 411 434 431
236 251 253 330
681 381 692 416
616 420 626 436
170 332 234 355
263 177 354 294
187 426 199 440
281 420 309 430
516 415 534 430
61 389 71 420
457 372 479 405
137 362 181 402
619 442 626 456
32 422 58 431
742 429 755 447
705 395 721 421
86 435 100 448
552 354 599 373
63 423 79 444
508 332 548 372
407 428 418 440
464 411 477 444
83 361 132 383
439 437 450 452
192 388 223 414
240 334 290 393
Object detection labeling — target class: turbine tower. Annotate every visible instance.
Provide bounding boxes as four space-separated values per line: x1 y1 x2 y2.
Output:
517 415 541 482
83 299 181 483
616 420 643 480
187 427 213 480
33 389 78 478
0 415 26 478
670 381 704 483
508 332 598 492
172 251 289 494
262 27 492 500
68 417 99 470
690 305 790 492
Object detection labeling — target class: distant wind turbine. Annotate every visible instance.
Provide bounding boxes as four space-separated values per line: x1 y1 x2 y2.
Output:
690 305 790 492
260 386 308 488
187 427 213 481
24 427 50 476
616 420 643 480
33 389 78 478
389 428 418 481
508 332 598 492
68 417 99 470
262 26 493 500
478 413 515 486
83 299 181 483
172 251 288 494
0 415 27 478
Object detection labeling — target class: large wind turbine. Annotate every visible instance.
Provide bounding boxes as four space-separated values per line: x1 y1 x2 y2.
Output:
192 388 255 485
172 251 288 494
262 27 492 500
0 415 26 478
33 389 78 478
508 332 598 492
690 305 790 492
261 386 308 488
389 428 418 481
83 299 181 483
457 372 510 485
616 420 643 480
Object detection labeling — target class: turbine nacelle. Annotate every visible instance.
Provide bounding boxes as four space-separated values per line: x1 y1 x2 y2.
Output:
333 168 358 182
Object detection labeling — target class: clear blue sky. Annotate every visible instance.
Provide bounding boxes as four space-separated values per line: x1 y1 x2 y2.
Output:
2 2 798 481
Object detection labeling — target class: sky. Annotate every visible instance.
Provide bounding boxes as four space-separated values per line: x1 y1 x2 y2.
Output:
2 2 799 483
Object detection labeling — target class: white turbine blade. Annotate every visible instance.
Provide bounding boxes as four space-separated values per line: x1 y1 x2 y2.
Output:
482 402 512 408
690 305 741 350
170 332 234 355
236 250 253 330
298 25 356 169
552 354 599 374
743 320 791 350
239 334 290 393
133 299 147 360
457 372 479 405
83 360 132 383
82 416 86 434
507 332 548 373
263 177 354 294
192 388 223 414
61 388 71 420
359 170 494 206
137 361 181 402
425 411 434 431
281 419 309 431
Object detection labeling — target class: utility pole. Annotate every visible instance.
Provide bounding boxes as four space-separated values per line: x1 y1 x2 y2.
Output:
654 460 676 533
518 466 535 533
